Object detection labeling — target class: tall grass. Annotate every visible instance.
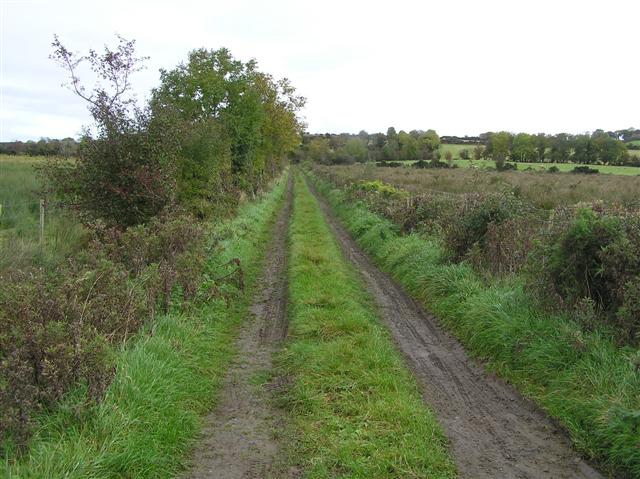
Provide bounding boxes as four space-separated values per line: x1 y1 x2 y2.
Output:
277 173 456 478
310 173 640 478
0 155 86 270
314 163 640 209
1 173 289 478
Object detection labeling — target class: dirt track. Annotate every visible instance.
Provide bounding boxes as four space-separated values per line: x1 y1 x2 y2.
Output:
182 173 293 479
307 178 603 479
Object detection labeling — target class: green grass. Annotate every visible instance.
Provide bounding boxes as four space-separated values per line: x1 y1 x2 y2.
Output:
276 173 456 478
1 173 289 478
309 173 640 478
399 158 639 175
392 145 640 175
439 143 477 158
450 158 640 175
0 155 86 270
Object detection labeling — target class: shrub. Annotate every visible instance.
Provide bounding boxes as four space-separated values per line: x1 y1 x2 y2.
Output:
572 165 599 174
393 193 462 235
0 260 149 450
414 160 450 169
350 180 407 199
498 162 518 171
413 159 429 169
95 212 206 312
445 193 526 261
470 214 543 275
547 209 626 309
44 36 180 228
529 206 640 341
548 166 560 173
616 276 640 343
376 161 402 168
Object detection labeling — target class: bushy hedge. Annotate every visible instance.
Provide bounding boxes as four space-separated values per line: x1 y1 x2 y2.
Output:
0 213 207 451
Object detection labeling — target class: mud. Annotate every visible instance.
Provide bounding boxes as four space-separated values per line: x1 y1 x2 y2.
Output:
307 178 603 479
182 173 293 479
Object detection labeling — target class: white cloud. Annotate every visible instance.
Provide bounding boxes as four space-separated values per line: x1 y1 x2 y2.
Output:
2 0 639 140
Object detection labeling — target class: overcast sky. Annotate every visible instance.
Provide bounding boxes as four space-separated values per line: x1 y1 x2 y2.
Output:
1 0 638 141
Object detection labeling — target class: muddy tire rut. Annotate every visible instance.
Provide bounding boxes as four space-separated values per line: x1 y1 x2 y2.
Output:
306 178 603 479
181 173 293 479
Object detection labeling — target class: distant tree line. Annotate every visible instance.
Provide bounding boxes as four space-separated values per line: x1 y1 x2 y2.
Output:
440 135 483 144
298 127 640 168
299 127 442 164
0 138 79 157
483 130 638 168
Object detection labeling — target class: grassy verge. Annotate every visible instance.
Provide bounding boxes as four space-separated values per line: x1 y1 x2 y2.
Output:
308 172 640 478
1 173 289 479
277 173 456 478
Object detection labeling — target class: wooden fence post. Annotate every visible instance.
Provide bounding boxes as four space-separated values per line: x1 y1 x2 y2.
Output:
39 199 45 244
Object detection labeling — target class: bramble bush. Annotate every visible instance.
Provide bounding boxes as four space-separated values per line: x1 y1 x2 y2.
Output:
95 212 207 312
444 192 530 262
0 258 148 450
529 206 640 342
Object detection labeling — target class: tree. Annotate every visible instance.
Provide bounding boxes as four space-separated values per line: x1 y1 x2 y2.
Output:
534 133 548 162
511 133 536 162
398 130 419 160
487 132 511 170
473 145 484 161
445 150 453 166
45 35 177 227
419 129 440 160
343 138 368 162
591 131 627 165
549 134 571 163
382 139 399 160
152 48 304 211
572 135 597 164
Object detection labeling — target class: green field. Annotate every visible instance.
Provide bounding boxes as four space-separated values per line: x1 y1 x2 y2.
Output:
0 154 85 270
432 144 640 174
439 143 478 158
451 158 640 175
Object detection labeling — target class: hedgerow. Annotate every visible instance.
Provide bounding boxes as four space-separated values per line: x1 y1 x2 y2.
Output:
1 33 304 456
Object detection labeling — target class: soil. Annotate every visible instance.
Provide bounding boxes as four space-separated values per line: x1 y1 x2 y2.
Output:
181 173 294 479
307 178 604 479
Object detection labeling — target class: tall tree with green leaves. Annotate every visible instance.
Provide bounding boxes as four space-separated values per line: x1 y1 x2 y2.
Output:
152 48 304 216
419 129 440 161
487 132 511 170
511 133 536 162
